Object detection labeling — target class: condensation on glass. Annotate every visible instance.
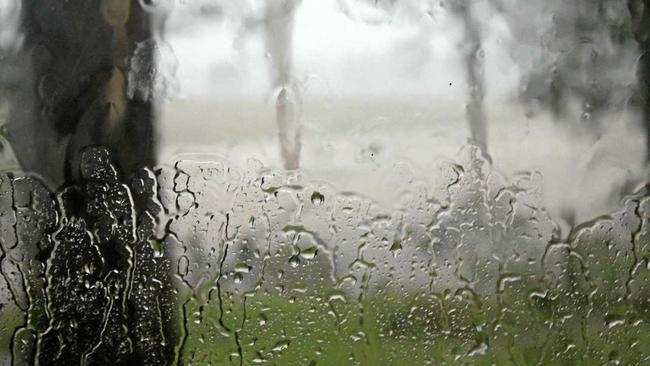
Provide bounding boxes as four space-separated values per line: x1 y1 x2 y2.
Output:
0 0 649 365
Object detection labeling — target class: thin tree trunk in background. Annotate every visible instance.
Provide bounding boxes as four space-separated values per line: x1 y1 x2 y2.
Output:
451 2 488 157
636 5 650 161
629 0 650 163
266 0 302 170
641 49 650 163
636 40 650 164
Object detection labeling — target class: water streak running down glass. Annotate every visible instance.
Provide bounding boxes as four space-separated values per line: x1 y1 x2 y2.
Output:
0 0 650 365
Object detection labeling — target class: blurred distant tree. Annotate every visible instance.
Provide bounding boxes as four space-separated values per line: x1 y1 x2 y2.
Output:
494 1 635 132
629 0 650 160
448 0 488 156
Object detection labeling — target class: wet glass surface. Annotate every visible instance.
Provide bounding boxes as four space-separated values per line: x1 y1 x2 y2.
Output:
0 0 650 365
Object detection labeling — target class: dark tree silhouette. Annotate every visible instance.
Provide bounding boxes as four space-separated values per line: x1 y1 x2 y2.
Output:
8 0 157 188
0 2 178 365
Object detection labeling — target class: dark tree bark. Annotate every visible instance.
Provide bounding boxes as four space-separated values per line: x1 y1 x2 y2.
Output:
8 0 157 189
1 2 177 365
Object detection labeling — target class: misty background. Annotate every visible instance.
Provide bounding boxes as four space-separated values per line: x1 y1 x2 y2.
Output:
0 0 647 224
157 0 647 225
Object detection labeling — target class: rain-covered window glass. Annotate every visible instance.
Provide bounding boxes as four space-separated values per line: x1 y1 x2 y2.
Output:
1 0 650 365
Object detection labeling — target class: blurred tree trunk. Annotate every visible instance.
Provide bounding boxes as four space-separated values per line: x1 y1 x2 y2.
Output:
629 0 650 162
450 1 488 157
8 0 156 188
1 1 177 365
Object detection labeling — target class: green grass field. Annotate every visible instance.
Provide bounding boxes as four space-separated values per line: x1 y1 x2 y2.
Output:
179 285 650 365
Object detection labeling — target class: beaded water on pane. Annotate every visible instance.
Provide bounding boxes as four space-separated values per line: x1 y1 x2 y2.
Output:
1 0 650 365
0 146 647 365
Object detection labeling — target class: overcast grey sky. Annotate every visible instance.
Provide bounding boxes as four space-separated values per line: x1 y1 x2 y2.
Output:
166 0 518 101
